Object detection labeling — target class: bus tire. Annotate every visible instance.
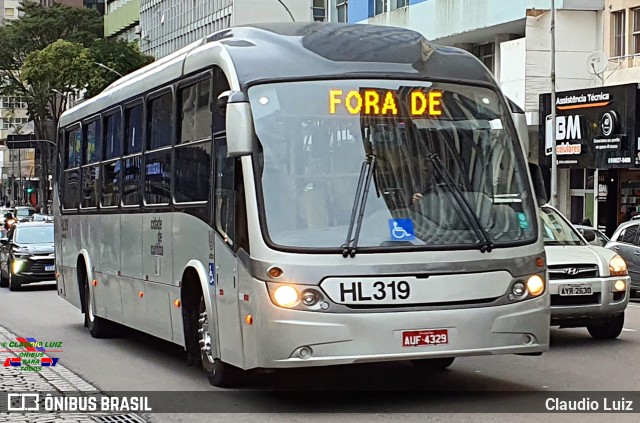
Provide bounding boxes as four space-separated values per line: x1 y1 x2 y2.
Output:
587 313 624 340
198 297 244 387
84 280 114 338
411 357 455 372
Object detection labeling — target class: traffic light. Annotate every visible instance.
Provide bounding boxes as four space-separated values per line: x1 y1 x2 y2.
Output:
26 186 34 194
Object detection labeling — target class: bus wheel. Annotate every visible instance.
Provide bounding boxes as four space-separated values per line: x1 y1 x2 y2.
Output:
84 280 114 338
198 297 243 387
411 357 455 372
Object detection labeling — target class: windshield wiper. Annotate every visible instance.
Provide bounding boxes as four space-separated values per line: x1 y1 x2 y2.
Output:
427 153 494 253
342 153 377 258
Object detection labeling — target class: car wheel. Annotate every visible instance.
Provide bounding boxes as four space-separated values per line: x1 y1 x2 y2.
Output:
411 357 455 372
84 279 115 338
0 268 8 288
587 313 625 339
198 297 245 387
8 268 21 291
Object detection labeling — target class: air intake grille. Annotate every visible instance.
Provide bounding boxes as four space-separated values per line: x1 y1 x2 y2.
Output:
548 264 598 280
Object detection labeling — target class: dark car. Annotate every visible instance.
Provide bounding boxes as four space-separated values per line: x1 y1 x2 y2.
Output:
14 206 36 222
0 222 55 291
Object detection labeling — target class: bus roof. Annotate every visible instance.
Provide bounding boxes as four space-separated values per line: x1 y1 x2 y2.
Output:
60 23 495 128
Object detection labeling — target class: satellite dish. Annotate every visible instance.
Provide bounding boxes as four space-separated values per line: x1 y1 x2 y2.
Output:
586 51 608 75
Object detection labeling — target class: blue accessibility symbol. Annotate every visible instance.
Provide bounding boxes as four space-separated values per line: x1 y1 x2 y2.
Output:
208 263 215 286
388 219 415 241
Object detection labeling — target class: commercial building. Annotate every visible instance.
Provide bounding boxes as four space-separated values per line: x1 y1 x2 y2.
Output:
105 0 139 41
138 0 323 58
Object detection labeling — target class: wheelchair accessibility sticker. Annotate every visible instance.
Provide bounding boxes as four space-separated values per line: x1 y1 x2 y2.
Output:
208 263 215 286
388 219 415 241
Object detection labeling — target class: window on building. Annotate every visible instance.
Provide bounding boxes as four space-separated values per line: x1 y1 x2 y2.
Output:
4 8 14 17
472 43 495 73
391 0 408 10
613 10 626 57
374 0 386 15
337 0 348 22
633 8 640 54
312 0 325 22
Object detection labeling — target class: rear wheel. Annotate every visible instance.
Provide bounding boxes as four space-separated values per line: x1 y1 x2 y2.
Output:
198 297 244 387
84 279 115 338
411 357 455 372
0 268 8 288
587 313 624 339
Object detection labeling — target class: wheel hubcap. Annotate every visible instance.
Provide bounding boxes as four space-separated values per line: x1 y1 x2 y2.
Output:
198 310 214 364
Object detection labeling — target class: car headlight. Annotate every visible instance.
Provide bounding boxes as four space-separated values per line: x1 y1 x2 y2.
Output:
12 259 25 274
609 255 628 276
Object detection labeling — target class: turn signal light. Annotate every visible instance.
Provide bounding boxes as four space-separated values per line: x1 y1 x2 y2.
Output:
526 275 545 297
245 314 253 325
609 255 628 276
138 291 144 298
174 299 181 308
92 279 97 287
535 257 545 268
267 266 283 278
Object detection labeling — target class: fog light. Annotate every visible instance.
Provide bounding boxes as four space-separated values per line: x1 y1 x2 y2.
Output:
522 334 535 345
512 282 526 297
298 346 312 359
302 290 319 306
526 275 545 297
273 285 300 308
614 280 626 292
12 259 25 274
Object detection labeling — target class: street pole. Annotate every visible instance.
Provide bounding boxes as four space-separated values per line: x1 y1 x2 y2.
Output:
550 0 558 207
17 149 22 206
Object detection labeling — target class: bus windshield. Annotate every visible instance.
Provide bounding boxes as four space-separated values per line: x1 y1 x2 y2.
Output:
249 79 537 251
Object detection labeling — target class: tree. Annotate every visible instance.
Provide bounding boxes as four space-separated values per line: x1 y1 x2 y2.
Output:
86 39 154 98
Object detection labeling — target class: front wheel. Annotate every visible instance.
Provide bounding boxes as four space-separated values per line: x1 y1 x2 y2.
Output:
411 357 455 372
8 267 22 291
587 313 624 339
198 297 245 387
0 268 8 288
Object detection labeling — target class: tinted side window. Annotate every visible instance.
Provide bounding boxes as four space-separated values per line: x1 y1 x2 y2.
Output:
84 120 102 164
122 156 141 206
178 79 212 144
104 112 122 159
215 138 234 246
81 166 99 208
125 103 143 155
175 141 211 203
621 226 639 244
144 149 171 205
66 128 81 169
62 169 80 209
148 93 173 149
101 160 120 207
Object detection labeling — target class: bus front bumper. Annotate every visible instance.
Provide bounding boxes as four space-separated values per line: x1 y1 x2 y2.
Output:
241 294 550 369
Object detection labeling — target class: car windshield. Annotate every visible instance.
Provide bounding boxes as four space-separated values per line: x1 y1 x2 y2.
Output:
540 207 585 246
249 79 537 250
14 226 54 244
16 209 34 217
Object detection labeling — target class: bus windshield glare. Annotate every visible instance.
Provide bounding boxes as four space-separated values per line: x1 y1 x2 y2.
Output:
249 79 537 251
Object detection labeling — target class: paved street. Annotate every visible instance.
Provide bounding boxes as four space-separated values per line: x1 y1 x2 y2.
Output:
1 282 640 422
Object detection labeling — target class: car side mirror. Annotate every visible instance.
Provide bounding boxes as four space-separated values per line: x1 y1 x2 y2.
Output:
580 229 596 242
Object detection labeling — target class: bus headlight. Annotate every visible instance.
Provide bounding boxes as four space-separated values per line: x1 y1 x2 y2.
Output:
12 259 25 274
273 285 300 308
526 275 545 297
609 255 628 276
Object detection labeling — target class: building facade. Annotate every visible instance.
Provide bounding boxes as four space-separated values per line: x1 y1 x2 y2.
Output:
138 0 322 58
105 0 140 41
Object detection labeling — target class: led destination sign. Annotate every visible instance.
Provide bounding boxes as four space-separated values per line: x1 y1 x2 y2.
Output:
329 89 443 116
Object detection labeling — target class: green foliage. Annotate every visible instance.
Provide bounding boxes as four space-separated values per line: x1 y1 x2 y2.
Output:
0 2 154 140
86 39 155 98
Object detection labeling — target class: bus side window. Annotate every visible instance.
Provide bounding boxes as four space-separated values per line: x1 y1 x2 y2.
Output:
214 138 249 254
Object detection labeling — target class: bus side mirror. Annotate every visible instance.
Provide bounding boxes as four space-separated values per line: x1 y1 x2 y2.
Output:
221 91 254 157
528 162 548 206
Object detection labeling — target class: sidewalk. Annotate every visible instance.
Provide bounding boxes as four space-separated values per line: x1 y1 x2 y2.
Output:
0 324 148 422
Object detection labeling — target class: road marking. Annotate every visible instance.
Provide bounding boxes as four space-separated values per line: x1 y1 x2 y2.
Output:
622 328 636 332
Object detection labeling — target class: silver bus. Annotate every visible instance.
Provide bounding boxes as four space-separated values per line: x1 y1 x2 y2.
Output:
54 23 550 387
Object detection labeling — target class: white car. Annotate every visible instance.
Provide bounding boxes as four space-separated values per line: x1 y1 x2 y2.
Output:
541 205 630 339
